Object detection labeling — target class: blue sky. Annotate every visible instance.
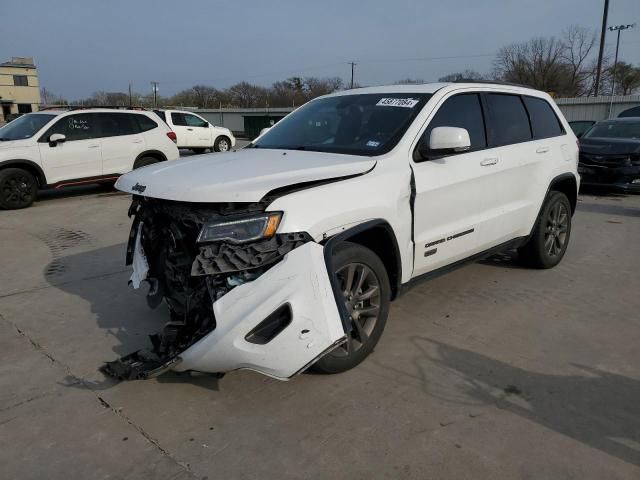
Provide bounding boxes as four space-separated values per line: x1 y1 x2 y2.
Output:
3 0 639 98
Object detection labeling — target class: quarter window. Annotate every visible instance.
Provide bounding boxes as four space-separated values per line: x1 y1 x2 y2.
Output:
486 94 532 146
421 93 487 154
523 96 564 139
99 113 139 137
171 112 187 126
136 114 158 132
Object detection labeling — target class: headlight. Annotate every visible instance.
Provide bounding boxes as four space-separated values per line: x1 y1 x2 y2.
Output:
197 212 282 244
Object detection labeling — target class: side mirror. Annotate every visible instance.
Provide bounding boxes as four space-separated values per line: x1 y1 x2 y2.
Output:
429 127 471 152
202 121 209 127
49 133 66 147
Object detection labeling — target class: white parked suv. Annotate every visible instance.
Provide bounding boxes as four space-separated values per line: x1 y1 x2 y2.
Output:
0 108 179 209
153 109 235 153
105 82 579 381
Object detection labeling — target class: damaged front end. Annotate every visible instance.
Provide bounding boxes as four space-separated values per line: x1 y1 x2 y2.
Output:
101 197 346 381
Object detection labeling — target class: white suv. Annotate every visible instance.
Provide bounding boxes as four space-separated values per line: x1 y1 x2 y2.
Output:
153 109 235 153
105 82 579 381
0 108 179 209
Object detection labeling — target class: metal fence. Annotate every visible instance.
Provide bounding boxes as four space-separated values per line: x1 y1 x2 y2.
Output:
554 95 640 121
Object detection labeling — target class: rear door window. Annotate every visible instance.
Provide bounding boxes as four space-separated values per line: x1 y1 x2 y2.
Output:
486 94 532 146
422 93 487 153
171 112 187 126
523 96 564 139
99 113 140 137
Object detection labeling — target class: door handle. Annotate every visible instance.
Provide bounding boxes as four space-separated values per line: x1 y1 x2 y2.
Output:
187 128 194 131
88 145 100 148
480 158 498 166
536 146 550 154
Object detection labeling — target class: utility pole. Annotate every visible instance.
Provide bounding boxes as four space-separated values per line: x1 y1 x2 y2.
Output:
128 83 132 107
349 61 357 89
608 24 635 117
151 81 159 107
594 0 609 96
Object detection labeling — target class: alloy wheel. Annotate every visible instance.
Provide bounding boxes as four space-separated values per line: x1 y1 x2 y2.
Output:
545 201 568 257
329 262 381 358
2 173 33 208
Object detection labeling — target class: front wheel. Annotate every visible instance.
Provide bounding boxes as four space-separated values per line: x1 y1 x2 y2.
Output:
214 136 231 152
312 242 390 374
518 191 572 268
0 168 37 209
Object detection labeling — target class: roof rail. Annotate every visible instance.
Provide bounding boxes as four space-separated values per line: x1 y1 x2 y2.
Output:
452 79 531 89
39 105 149 111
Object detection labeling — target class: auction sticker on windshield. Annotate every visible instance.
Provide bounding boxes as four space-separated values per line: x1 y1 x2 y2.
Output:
376 98 419 108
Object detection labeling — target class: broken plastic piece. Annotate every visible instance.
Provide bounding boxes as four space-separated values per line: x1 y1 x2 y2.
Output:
129 222 149 289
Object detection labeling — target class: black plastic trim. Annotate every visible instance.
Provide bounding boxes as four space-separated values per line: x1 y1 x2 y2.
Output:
400 236 527 296
244 304 293 345
0 159 47 186
323 219 402 333
135 149 168 163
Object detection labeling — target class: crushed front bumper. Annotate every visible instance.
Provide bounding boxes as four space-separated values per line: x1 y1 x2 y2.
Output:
176 242 346 380
103 235 347 381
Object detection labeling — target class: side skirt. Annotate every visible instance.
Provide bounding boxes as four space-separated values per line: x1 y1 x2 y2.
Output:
399 236 527 296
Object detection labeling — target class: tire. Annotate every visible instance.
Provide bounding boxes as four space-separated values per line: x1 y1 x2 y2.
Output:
214 136 231 152
191 148 206 154
518 191 572 269
0 168 37 210
312 242 391 374
133 156 158 169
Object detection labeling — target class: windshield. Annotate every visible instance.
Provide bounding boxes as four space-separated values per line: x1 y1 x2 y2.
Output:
0 113 57 141
251 93 431 156
584 121 640 140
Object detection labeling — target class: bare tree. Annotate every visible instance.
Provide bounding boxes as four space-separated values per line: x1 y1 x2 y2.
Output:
560 26 597 96
437 70 484 82
608 61 640 95
494 37 567 93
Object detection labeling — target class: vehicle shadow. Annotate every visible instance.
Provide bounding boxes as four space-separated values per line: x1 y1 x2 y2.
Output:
477 249 525 269
36 183 123 204
44 243 220 391
373 337 640 466
576 201 640 218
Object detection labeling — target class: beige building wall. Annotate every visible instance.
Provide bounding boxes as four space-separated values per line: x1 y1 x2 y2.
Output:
0 57 41 123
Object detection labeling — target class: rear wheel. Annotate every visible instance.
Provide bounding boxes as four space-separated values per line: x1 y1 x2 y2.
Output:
0 168 37 209
518 191 572 268
214 136 231 152
312 242 390 374
133 156 158 169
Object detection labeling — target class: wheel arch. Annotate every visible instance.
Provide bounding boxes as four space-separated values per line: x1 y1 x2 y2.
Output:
549 172 578 214
0 159 47 187
323 219 402 302
134 150 167 165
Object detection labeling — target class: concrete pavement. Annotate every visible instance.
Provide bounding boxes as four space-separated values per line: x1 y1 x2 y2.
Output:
1 187 639 479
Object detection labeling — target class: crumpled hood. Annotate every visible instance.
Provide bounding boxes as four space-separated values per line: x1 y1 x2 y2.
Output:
579 138 640 156
115 148 376 203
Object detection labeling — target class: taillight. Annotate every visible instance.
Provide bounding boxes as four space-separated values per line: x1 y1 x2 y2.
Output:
166 131 177 143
